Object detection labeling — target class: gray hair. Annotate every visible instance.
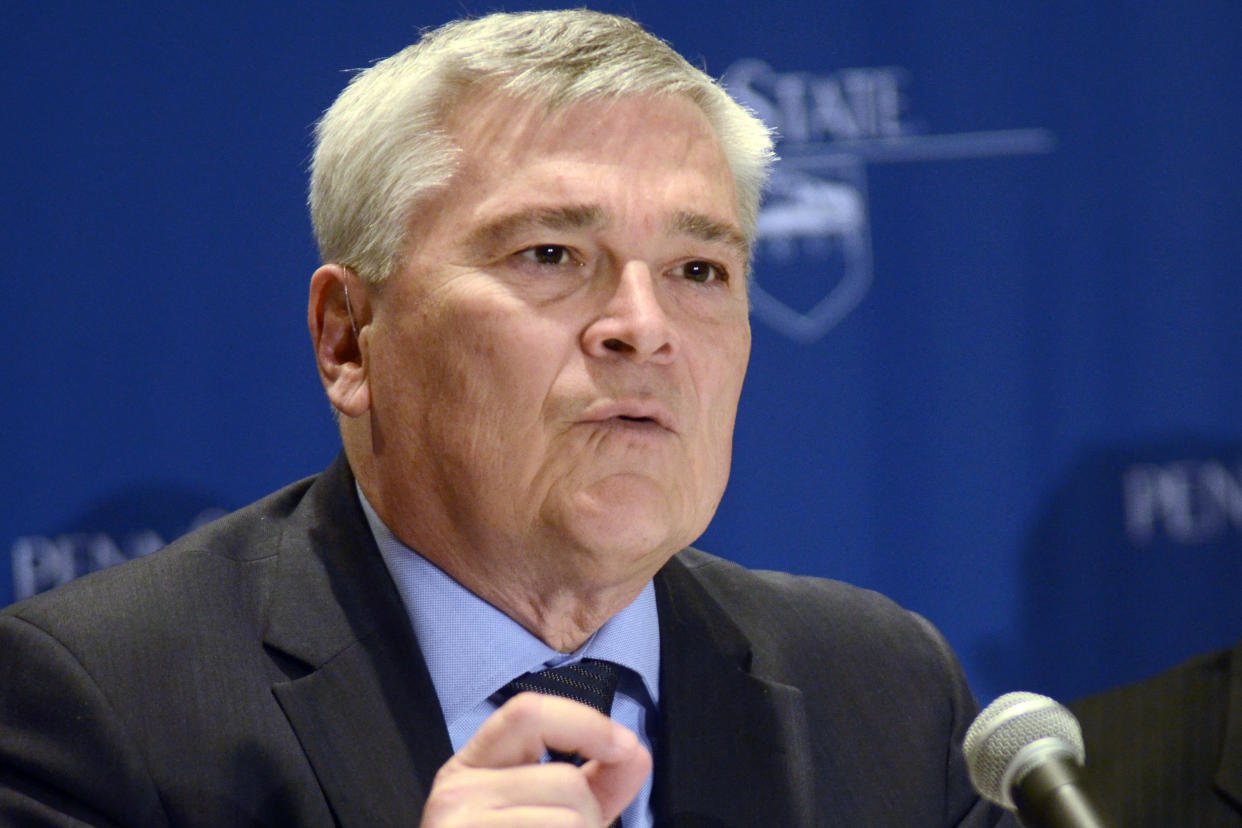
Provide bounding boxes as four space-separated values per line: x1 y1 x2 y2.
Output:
309 9 775 283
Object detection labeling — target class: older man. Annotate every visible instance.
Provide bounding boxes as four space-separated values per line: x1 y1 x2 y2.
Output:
0 11 1010 828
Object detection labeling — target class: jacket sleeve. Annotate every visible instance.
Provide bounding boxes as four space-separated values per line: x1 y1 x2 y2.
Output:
0 613 169 827
908 613 1019 828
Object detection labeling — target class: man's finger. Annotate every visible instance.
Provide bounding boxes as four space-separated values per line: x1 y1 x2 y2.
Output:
446 692 651 824
456 692 636 769
455 807 607 828
423 762 602 823
582 725 652 823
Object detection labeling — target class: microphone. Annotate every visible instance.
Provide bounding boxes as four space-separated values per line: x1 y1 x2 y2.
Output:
963 691 1108 828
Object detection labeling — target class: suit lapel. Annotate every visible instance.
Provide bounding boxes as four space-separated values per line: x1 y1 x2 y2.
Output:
262 456 453 827
1213 639 1242 814
651 555 815 828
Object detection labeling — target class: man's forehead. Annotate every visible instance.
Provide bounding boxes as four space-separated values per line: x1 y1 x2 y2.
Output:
435 91 745 255
449 88 720 168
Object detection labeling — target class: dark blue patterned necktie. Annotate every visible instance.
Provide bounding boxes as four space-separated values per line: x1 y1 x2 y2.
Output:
494 658 625 827
496 658 622 718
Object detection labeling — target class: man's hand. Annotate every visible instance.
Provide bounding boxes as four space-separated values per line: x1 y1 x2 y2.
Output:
420 692 652 827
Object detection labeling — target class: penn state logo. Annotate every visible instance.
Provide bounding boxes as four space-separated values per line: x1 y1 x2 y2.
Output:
724 59 1054 343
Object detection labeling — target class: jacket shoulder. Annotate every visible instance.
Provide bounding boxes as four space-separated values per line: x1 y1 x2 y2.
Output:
666 548 1003 828
669 547 973 718
1 472 321 657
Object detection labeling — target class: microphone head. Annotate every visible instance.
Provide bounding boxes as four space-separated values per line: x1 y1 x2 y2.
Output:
963 691 1085 809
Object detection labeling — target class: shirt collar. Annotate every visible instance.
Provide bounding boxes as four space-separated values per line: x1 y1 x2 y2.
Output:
356 487 661 730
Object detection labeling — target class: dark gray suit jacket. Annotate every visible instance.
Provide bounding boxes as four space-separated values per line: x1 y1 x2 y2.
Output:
0 455 1010 826
1070 639 1242 827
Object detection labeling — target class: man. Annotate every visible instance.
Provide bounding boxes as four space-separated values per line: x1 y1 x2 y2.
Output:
0 11 1010 827
1070 638 1242 826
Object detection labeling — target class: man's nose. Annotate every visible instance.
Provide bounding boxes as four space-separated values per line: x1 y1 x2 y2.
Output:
580 260 675 363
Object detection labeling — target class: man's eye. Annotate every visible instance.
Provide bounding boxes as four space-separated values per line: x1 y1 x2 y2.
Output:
519 245 573 266
676 260 728 284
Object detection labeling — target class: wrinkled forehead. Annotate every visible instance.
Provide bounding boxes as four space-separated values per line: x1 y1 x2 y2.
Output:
442 90 736 206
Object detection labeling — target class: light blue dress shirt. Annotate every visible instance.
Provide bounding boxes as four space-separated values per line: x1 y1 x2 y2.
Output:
358 491 660 828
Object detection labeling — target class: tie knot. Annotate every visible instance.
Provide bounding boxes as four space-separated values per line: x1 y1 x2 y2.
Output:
496 658 621 716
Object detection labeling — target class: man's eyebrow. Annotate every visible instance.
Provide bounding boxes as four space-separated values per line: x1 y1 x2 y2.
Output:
465 205 606 254
668 210 749 259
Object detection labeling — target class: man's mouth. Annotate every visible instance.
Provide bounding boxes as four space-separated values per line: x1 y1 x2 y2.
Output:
581 400 678 432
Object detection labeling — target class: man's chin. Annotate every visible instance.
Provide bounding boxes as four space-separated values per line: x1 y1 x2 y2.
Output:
572 522 677 565
550 479 701 565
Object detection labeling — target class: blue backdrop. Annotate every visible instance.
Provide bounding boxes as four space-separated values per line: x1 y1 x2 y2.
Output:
6 0 1242 706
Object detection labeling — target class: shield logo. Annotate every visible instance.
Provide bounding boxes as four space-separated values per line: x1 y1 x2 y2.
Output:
749 157 873 344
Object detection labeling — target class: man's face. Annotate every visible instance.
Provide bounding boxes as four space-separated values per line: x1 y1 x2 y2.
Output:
362 92 751 586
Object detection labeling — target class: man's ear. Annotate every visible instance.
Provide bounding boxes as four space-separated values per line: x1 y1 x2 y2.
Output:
308 264 372 418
